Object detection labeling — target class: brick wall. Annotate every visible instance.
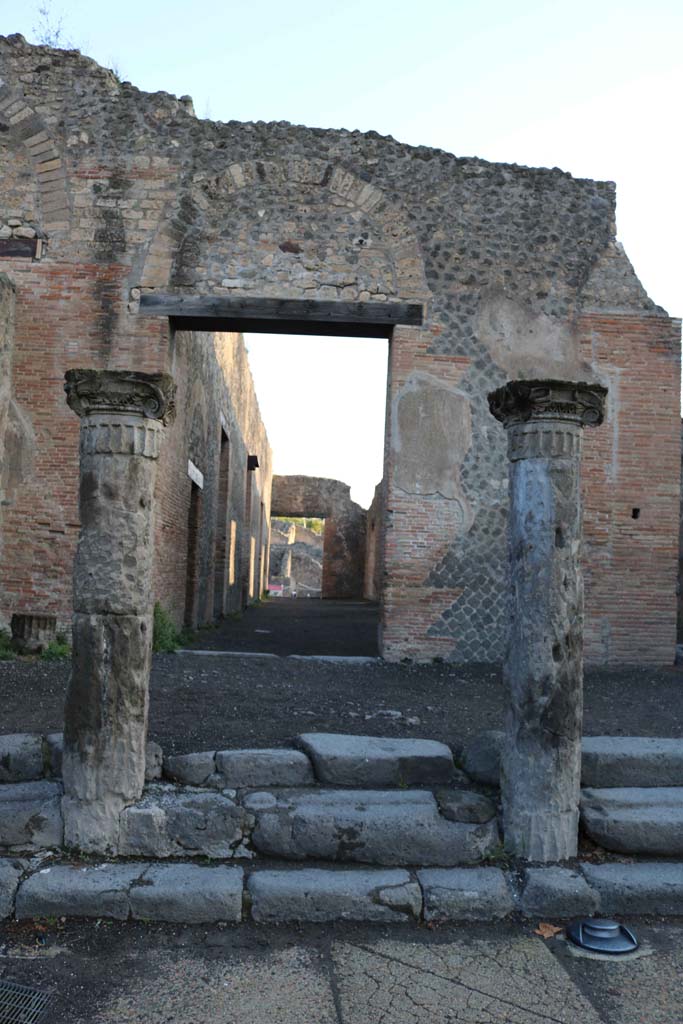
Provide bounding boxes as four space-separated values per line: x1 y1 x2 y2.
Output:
0 34 680 664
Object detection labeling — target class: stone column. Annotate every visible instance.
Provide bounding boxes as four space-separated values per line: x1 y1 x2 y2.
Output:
62 369 175 853
488 379 606 861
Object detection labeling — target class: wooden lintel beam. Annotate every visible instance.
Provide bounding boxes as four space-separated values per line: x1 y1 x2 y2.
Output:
139 293 423 332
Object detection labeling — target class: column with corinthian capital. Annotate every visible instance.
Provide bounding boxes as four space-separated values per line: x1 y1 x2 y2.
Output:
488 379 607 861
62 368 176 854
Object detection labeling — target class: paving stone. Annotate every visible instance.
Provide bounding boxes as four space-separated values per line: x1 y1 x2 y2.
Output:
520 866 598 918
215 748 314 787
580 861 683 916
580 787 683 855
119 784 253 858
248 868 421 922
0 857 22 918
418 867 514 921
251 788 499 866
164 751 216 786
0 733 44 782
0 780 63 850
461 730 503 786
130 863 244 923
435 787 496 823
16 862 143 920
332 933 604 1024
581 736 683 787
297 733 455 787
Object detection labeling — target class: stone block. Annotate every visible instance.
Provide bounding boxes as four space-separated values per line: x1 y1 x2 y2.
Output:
45 733 63 776
0 733 44 783
145 741 163 781
16 863 143 920
119 784 252 858
130 864 244 923
215 748 314 787
581 737 683 788
0 780 63 850
461 731 503 786
251 788 499 866
580 787 683 855
520 867 599 918
435 788 496 823
418 867 514 921
164 751 216 786
580 861 683 916
0 858 22 918
248 868 421 923
297 733 455 787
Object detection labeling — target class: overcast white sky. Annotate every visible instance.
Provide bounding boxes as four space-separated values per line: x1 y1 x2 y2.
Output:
3 0 681 506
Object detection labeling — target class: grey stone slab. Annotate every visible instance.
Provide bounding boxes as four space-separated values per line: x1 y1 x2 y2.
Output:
215 748 314 787
581 736 683 787
16 862 143 920
83 945 339 1023
435 787 496 823
248 868 421 922
45 732 63 776
119 784 253 858
520 866 598 918
580 861 683 915
297 733 455 787
0 733 44 782
130 863 244 923
145 741 163 781
580 787 683 855
0 779 63 850
332 934 604 1024
418 867 513 921
0 857 22 918
251 788 499 866
164 751 216 786
461 730 503 786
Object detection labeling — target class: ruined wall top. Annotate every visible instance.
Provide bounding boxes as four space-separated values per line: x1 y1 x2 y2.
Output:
271 475 363 518
0 32 664 331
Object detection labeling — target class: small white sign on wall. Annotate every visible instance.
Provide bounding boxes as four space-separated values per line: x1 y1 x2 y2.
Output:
187 459 204 489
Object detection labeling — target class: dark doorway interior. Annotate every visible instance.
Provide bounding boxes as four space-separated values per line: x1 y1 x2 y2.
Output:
184 481 201 628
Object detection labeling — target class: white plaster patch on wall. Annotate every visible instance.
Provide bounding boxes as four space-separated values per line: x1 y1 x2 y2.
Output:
476 293 589 378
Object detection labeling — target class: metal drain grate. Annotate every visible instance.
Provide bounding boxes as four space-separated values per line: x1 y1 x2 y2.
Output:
0 981 51 1024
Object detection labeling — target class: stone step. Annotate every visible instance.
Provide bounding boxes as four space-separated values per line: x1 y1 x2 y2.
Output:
4 859 683 924
580 787 683 855
247 787 499 867
296 733 456 787
581 736 683 787
0 779 63 851
463 732 683 789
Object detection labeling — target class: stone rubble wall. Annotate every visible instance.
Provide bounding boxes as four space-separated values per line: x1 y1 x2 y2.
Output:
0 34 679 661
271 476 366 599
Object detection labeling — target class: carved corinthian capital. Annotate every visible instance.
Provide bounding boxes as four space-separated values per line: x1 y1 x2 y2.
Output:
487 379 607 429
64 369 176 425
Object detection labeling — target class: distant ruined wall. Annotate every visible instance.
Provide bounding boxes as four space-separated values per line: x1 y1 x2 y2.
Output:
271 476 366 599
0 33 679 662
364 482 383 602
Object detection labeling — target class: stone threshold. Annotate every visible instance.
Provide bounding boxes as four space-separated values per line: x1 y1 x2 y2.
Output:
2 860 682 925
177 650 381 663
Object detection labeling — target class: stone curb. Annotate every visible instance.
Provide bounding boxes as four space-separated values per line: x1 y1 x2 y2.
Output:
2 859 683 925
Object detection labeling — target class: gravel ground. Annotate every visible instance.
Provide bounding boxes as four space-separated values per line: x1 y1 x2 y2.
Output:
1 652 681 755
